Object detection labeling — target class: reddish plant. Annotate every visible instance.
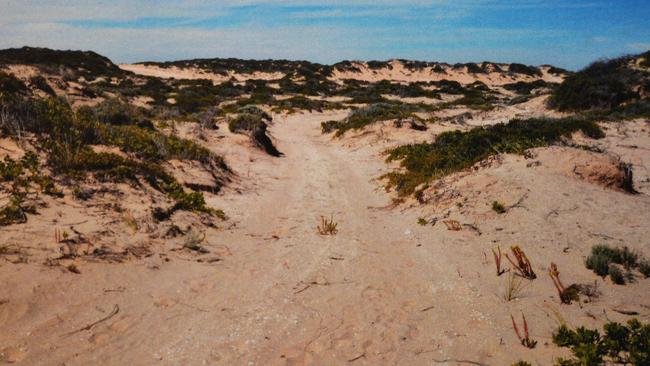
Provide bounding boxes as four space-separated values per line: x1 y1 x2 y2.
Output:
506 246 536 279
511 313 537 348
492 245 507 276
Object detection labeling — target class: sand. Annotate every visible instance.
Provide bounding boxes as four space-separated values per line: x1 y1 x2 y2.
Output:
1 60 649 365
1 108 649 365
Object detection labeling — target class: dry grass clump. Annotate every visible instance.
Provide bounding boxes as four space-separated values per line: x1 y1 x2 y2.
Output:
317 215 338 235
503 272 527 301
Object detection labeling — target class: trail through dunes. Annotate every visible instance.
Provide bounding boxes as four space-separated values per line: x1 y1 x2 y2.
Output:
2 111 650 366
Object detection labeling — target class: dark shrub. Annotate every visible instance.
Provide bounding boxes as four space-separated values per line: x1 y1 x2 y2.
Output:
550 54 648 111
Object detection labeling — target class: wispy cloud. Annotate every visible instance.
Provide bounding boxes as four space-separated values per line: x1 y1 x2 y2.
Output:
0 0 647 70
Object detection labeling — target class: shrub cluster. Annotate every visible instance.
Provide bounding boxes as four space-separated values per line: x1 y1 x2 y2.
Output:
550 53 649 111
383 117 604 196
324 102 423 137
0 97 226 221
553 319 649 365
585 245 650 284
0 151 61 225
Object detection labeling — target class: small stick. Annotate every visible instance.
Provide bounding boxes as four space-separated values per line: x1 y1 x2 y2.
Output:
65 304 119 335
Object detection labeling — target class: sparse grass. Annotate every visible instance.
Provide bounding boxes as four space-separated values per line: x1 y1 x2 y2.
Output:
317 215 338 235
552 319 650 365
585 244 647 284
383 117 604 197
504 272 527 301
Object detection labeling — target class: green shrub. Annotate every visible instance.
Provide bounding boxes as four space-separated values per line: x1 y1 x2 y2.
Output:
509 63 542 77
0 46 126 79
550 54 648 111
321 120 343 133
608 265 626 285
326 102 422 137
552 319 650 365
0 97 225 219
512 362 532 366
492 201 506 214
383 117 604 196
0 151 62 225
639 260 650 278
585 245 650 284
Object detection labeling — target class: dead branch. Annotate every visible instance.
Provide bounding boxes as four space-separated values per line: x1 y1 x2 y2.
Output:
66 304 119 335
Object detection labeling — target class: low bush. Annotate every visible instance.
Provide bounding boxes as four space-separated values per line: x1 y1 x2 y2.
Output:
0 97 225 219
0 151 61 225
228 106 282 156
509 63 542 77
383 117 604 196
28 75 55 96
550 53 648 111
325 102 423 137
552 319 650 365
0 72 27 96
585 244 648 284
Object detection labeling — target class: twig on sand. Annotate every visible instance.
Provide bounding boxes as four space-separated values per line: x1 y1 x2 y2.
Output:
66 304 119 335
348 353 365 362
421 305 435 312
506 193 528 211
432 359 487 366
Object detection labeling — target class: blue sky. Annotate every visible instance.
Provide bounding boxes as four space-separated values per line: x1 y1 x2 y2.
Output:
1 0 649 70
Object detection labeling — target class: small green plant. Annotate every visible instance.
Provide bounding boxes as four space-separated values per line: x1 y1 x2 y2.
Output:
512 361 533 366
417 217 427 226
552 319 650 365
317 215 338 235
492 201 506 214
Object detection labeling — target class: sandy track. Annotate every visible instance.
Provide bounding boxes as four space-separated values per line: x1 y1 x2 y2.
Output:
0 113 453 365
3 113 649 365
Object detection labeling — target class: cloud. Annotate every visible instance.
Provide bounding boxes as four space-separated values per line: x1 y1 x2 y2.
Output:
0 0 645 70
